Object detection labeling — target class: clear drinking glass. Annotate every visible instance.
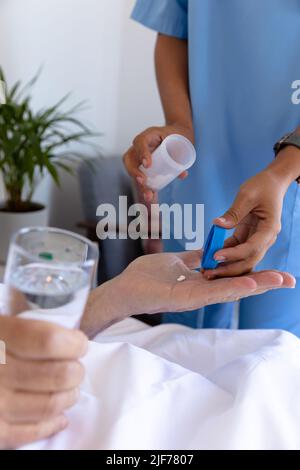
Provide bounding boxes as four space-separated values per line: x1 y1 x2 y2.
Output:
4 227 99 329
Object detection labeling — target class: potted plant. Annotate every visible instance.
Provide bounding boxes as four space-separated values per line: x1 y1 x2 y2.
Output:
0 68 94 262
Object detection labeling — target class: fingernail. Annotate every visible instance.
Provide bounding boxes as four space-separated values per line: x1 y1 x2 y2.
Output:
214 254 226 261
217 217 227 224
136 176 144 185
142 159 148 168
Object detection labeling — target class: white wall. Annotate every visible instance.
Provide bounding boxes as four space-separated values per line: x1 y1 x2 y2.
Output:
0 0 163 230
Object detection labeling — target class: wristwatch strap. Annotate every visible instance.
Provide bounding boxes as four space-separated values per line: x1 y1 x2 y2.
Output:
274 132 300 184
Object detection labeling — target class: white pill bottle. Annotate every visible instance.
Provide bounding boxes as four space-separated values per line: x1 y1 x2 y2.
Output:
139 134 196 192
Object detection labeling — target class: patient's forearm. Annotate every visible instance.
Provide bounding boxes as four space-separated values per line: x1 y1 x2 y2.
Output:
81 278 127 339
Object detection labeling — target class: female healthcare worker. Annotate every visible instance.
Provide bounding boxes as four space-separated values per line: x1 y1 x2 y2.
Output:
124 0 300 336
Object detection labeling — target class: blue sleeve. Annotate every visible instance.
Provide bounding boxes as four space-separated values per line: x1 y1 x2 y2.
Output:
131 0 188 40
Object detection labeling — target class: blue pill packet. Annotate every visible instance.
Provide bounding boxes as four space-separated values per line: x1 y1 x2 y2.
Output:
202 225 227 270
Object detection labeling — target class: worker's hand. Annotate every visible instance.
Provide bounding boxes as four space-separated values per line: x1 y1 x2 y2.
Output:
0 316 88 449
204 169 288 278
123 124 194 202
86 251 295 326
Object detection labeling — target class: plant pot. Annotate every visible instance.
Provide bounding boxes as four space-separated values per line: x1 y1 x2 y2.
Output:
0 202 48 263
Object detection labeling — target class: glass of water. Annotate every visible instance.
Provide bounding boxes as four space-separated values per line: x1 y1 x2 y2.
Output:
4 227 99 329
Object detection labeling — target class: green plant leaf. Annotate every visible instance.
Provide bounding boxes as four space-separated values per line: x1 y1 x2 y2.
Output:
0 68 97 208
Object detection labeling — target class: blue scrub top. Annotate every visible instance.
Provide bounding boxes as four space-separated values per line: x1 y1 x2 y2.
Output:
132 0 300 276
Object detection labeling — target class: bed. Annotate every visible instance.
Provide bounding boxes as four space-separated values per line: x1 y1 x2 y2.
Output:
16 317 300 450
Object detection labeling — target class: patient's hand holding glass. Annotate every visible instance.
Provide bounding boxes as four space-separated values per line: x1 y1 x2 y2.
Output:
4 227 98 329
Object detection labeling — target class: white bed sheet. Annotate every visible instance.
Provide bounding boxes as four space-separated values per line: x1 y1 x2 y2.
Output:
26 320 300 450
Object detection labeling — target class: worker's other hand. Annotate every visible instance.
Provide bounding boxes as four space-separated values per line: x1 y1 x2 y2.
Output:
123 124 194 202
0 316 88 449
110 251 295 317
205 170 288 278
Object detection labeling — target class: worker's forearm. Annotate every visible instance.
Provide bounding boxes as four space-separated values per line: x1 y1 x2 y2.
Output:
266 125 300 188
80 277 128 339
155 34 193 133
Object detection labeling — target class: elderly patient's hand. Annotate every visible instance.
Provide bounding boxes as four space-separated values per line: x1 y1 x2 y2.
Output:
0 316 88 449
109 251 295 318
82 251 295 338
